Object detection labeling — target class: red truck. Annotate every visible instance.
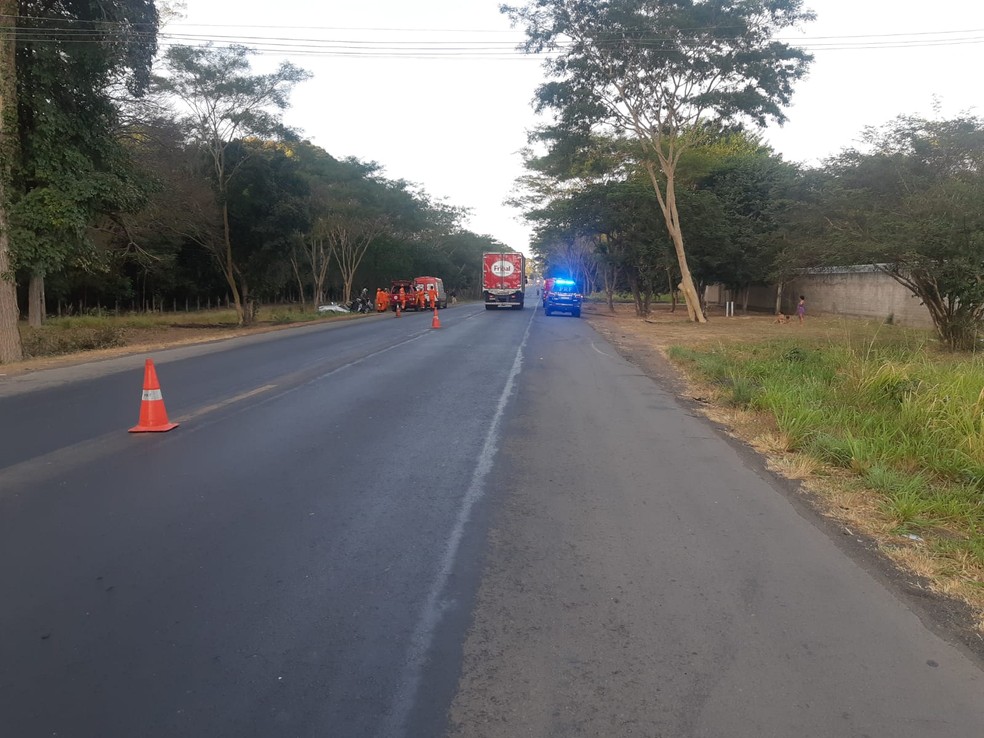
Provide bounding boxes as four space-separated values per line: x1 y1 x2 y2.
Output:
389 279 417 311
483 252 526 310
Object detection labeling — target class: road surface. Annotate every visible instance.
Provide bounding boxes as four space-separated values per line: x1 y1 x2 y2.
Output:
1 296 982 737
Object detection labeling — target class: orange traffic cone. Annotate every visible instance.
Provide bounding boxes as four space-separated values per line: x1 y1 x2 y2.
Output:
395 302 402 318
129 359 178 433
431 306 441 329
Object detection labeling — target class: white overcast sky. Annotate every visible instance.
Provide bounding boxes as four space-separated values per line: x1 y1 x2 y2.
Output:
171 1 983 255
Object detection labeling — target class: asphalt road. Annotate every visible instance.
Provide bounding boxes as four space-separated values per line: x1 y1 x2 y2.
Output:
2 295 983 737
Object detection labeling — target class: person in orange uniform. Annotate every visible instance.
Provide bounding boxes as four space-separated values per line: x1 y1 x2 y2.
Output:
398 286 407 311
416 286 425 311
376 288 389 312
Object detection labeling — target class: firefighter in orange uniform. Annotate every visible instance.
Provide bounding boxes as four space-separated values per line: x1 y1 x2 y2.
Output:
416 286 425 311
398 286 407 311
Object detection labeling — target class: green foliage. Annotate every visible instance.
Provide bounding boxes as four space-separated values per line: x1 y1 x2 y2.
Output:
691 146 802 287
267 309 323 325
226 140 310 300
520 122 803 316
504 0 815 132
152 44 311 323
725 372 759 408
671 329 984 564
504 0 815 318
801 115 984 350
154 45 310 151
10 1 160 277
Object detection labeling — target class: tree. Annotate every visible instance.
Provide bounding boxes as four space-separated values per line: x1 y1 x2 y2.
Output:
292 144 343 309
224 139 309 304
313 161 390 305
119 111 231 309
320 171 447 304
9 0 159 327
293 148 388 308
154 44 310 325
689 138 801 308
815 115 984 350
502 0 814 323
517 130 625 307
1 0 158 358
518 130 682 315
0 0 20 361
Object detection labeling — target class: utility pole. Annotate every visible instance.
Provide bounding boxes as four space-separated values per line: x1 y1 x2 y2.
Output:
0 0 23 362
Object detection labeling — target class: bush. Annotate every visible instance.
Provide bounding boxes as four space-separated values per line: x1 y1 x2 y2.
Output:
21 326 126 358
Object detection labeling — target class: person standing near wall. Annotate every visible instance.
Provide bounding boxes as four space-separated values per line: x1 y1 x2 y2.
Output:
797 295 806 323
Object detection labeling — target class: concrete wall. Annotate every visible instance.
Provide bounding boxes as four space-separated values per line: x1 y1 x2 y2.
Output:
706 269 934 328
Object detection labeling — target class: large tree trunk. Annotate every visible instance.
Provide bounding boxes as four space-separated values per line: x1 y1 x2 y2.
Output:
0 197 20 362
664 173 705 322
28 272 45 327
289 254 305 308
309 237 331 312
602 261 617 312
0 0 22 362
644 160 706 323
774 280 784 315
627 273 643 316
221 202 246 325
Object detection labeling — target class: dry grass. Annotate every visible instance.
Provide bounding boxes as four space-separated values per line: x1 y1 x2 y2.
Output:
1 305 369 376
584 300 984 631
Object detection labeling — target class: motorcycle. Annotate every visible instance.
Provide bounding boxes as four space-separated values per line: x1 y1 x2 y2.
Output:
348 295 373 314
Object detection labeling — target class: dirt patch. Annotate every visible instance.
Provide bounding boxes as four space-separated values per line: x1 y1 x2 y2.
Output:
584 300 984 659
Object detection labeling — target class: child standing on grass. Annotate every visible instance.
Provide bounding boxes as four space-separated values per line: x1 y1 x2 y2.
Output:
797 295 806 323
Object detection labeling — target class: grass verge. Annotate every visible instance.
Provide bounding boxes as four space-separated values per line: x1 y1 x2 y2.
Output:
666 327 984 625
14 305 357 360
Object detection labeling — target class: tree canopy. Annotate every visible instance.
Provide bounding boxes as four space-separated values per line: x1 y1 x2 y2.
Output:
153 43 310 325
1 0 160 360
502 0 815 322
807 115 984 350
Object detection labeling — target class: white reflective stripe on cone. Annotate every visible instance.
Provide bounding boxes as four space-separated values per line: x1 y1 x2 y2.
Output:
142 389 164 401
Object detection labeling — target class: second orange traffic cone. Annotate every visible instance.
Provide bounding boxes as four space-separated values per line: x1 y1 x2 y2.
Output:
431 306 441 329
129 358 178 433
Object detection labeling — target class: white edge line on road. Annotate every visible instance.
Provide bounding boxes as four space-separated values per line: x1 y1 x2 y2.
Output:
381 304 537 738
173 385 278 423
591 340 615 358
175 329 434 432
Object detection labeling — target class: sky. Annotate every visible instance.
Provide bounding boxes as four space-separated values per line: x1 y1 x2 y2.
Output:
172 1 984 255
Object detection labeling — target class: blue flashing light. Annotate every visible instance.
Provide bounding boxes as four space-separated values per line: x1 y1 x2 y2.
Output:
553 279 576 285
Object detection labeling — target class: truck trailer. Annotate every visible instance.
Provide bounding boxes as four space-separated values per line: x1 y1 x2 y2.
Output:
483 252 526 310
